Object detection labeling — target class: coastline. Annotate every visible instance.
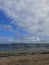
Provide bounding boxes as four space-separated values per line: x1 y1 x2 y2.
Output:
0 50 49 65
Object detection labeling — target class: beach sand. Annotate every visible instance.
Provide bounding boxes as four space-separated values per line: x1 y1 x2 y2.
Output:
0 50 49 65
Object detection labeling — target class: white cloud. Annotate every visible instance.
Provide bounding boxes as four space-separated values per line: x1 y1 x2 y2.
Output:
0 24 27 37
0 24 12 30
0 36 41 43
0 0 49 43
0 36 22 43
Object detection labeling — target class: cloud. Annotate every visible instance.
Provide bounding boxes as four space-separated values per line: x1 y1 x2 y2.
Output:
0 0 49 43
0 24 12 30
0 36 17 43
0 24 28 37
0 24 31 42
0 36 41 43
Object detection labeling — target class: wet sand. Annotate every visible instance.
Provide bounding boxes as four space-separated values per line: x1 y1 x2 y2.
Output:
0 50 49 65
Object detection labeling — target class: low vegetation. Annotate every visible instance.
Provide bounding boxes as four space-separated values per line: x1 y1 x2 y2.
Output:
0 50 49 58
0 50 49 65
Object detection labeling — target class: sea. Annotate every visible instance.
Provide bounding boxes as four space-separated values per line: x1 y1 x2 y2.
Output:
0 43 49 52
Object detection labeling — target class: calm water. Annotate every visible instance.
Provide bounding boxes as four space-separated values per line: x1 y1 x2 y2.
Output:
0 43 49 51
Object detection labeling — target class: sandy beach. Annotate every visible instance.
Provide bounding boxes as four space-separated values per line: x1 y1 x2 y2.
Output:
0 50 49 65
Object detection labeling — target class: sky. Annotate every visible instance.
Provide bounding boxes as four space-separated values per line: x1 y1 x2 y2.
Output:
0 0 49 43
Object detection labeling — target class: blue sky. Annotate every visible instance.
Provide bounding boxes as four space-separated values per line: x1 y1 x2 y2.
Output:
0 10 29 43
0 10 28 43
0 0 49 43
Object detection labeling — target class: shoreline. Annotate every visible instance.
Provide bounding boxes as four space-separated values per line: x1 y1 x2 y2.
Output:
0 53 49 65
0 50 49 58
0 50 49 65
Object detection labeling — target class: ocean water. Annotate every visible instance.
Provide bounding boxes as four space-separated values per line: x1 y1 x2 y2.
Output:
0 43 49 52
